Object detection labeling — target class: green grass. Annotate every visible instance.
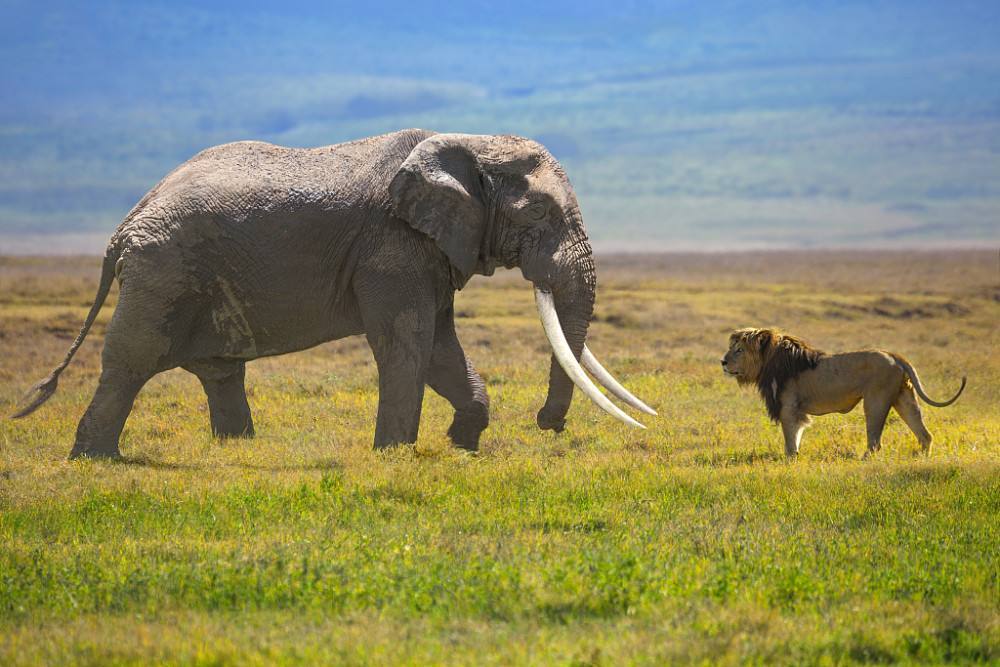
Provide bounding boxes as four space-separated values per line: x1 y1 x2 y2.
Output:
1 251 998 665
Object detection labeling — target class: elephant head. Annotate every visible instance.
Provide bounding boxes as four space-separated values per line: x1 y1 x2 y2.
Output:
390 133 656 431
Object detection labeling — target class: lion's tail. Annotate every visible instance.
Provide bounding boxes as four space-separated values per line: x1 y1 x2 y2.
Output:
892 354 966 408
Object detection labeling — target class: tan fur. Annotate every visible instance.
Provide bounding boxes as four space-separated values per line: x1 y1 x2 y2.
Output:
722 327 966 457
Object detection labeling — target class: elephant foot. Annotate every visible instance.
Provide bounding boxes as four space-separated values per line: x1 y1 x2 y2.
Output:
448 420 483 452
536 406 566 433
447 405 488 452
372 440 413 452
212 420 255 439
68 443 123 461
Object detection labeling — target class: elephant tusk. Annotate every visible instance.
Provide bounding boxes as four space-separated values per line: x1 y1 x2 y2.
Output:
534 288 645 429
581 346 658 416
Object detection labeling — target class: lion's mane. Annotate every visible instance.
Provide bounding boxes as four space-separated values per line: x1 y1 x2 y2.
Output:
731 328 825 422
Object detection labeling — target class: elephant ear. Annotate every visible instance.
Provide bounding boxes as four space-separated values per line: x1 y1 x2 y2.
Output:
390 134 488 286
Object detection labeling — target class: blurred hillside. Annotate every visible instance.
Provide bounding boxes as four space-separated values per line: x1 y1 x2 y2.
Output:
2 0 999 251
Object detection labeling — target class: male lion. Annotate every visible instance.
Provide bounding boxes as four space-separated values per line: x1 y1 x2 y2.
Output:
721 328 966 458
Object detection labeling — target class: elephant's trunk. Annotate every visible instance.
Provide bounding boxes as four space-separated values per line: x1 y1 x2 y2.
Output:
535 287 645 430
533 216 648 430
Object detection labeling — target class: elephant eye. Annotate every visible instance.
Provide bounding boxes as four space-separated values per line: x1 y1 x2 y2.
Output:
526 202 548 220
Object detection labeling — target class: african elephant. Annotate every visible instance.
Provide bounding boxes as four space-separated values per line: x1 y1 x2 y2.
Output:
14 129 655 458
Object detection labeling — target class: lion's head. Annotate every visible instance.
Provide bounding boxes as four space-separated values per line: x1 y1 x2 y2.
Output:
722 327 824 421
722 327 771 385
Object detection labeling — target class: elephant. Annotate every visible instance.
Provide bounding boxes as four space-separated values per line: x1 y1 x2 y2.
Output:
13 129 656 459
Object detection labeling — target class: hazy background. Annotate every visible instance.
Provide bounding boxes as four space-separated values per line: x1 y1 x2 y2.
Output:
2 0 998 253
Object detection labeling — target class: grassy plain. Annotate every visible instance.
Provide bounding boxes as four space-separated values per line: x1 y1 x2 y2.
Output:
0 250 998 665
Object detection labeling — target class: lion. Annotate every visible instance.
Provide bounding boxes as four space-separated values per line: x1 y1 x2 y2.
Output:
721 327 966 458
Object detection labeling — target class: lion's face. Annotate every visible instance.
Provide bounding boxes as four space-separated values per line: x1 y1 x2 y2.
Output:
721 329 766 384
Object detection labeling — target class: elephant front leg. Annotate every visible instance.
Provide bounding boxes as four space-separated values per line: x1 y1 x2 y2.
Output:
367 329 434 449
427 304 490 451
356 261 440 449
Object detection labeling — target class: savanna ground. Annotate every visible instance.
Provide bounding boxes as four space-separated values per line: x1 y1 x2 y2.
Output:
0 249 997 665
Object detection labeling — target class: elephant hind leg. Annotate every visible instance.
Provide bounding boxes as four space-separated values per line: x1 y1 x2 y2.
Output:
184 360 255 438
70 366 151 460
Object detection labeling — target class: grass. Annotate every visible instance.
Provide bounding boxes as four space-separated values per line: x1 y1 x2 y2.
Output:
0 250 998 665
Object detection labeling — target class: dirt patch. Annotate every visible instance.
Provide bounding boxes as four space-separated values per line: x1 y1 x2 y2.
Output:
823 297 970 320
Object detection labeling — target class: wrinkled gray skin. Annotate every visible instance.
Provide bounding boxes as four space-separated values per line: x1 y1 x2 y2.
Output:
15 130 598 458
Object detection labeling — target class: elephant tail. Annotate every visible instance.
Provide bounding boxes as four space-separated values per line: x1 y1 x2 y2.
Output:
10 245 120 419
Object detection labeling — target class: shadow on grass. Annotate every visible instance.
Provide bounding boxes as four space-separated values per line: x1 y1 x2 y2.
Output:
691 449 785 467
235 459 344 472
690 443 873 467
114 456 202 470
116 455 343 472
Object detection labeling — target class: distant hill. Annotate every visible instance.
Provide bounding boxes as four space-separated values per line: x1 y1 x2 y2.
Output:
2 0 999 251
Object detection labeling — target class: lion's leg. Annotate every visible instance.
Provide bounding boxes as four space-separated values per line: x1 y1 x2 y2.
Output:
894 383 933 455
862 395 893 458
780 407 808 458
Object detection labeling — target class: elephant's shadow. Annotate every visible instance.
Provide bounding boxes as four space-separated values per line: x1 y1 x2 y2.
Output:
111 454 343 472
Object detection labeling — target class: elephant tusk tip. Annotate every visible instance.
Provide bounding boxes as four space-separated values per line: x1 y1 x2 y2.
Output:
580 346 658 417
622 415 646 429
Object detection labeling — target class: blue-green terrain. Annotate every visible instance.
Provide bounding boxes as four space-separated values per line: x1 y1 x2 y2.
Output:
2 1 999 250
